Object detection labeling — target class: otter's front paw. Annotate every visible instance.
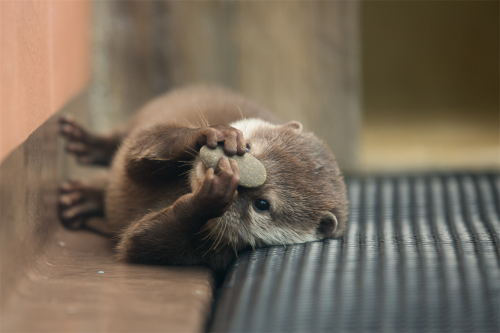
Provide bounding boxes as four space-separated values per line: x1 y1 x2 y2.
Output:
195 125 246 156
193 156 240 218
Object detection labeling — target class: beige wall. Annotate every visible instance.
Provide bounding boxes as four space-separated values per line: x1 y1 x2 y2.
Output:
360 1 499 171
0 0 90 162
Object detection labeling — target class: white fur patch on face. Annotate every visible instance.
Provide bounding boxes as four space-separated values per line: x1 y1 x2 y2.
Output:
206 204 318 252
246 208 319 247
230 118 277 156
230 118 277 139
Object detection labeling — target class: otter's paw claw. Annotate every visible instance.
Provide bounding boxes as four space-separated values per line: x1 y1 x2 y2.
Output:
58 180 103 229
59 116 96 164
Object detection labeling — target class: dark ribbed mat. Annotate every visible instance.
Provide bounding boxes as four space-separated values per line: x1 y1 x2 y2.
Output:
210 173 500 333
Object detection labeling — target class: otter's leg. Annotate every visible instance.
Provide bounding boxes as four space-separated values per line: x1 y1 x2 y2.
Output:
131 123 247 161
117 157 239 265
124 123 246 181
59 115 124 166
58 174 107 230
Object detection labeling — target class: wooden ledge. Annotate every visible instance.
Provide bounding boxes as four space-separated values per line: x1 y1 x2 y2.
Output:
2 225 214 332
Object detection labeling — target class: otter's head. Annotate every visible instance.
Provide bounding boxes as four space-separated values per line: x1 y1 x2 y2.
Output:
190 118 348 251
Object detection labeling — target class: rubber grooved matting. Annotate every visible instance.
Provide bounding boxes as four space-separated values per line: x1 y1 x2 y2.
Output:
210 173 500 333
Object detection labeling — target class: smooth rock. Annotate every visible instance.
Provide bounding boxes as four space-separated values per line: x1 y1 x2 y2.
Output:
200 145 267 188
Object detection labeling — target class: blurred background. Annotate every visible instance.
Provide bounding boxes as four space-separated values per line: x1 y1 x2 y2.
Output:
361 1 499 172
89 1 361 170
88 0 499 174
1 1 498 172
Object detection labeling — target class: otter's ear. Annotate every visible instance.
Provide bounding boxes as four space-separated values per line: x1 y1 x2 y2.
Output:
282 121 303 133
317 212 338 238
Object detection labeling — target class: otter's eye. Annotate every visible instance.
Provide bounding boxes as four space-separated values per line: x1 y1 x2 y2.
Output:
245 144 250 152
253 199 270 212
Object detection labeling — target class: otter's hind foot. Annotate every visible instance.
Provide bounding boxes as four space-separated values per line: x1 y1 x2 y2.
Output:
59 180 105 229
59 115 117 166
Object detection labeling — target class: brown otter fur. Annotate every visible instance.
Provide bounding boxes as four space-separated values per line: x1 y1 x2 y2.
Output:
59 86 348 272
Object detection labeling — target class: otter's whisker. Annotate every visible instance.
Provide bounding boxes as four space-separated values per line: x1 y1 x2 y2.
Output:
178 170 192 177
200 227 217 242
194 225 209 236
179 115 196 128
178 164 194 170
195 226 216 250
212 221 227 251
143 157 170 161
201 228 219 257
204 220 226 256
150 165 171 176
197 222 221 252
199 220 219 241
178 163 191 168
173 185 192 196
212 222 229 255
213 236 229 256
183 149 197 158
201 109 210 127
185 146 198 154
195 106 210 127
194 107 204 127
231 240 239 259
237 105 245 121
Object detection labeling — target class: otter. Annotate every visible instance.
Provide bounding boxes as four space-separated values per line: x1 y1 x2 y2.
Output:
59 86 348 272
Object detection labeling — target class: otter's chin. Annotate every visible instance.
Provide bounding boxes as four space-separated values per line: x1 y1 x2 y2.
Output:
189 159 207 193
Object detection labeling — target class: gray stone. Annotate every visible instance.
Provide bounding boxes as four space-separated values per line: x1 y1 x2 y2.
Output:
200 145 267 188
